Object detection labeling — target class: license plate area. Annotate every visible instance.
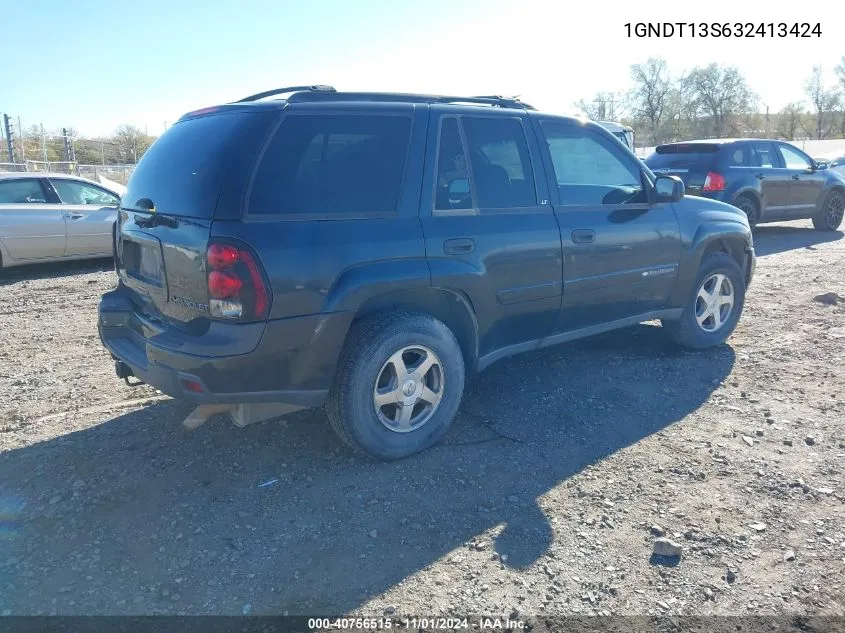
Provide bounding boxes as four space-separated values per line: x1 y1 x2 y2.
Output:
124 239 164 287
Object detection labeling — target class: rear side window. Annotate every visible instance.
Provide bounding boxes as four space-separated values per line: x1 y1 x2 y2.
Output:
249 114 412 215
726 145 748 167
123 111 274 218
0 179 47 204
462 117 537 209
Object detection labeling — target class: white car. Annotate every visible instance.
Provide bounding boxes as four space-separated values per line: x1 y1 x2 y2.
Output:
0 173 121 268
597 121 634 149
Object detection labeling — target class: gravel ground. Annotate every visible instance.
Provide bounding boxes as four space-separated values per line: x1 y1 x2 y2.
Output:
1 220 844 619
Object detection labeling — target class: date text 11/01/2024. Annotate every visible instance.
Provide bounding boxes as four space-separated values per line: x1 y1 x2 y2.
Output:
625 22 821 38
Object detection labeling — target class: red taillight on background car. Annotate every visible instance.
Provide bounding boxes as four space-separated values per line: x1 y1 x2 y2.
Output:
206 240 271 321
702 172 726 192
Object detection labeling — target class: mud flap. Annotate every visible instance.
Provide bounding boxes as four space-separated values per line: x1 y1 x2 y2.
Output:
181 403 305 430
229 403 305 428
182 404 232 430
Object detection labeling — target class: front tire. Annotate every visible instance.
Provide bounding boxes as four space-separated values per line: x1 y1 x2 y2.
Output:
662 252 746 349
812 190 844 231
326 311 465 460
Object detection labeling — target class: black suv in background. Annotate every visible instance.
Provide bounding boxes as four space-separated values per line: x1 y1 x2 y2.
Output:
99 86 755 460
645 139 845 231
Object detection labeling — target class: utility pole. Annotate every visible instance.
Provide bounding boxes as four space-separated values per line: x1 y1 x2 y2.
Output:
18 117 25 163
40 123 48 165
3 114 14 163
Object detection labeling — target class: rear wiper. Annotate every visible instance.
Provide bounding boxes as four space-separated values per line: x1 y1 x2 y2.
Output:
128 198 178 229
135 212 178 229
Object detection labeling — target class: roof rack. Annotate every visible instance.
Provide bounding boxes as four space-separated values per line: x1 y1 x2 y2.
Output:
236 85 336 103
286 91 536 110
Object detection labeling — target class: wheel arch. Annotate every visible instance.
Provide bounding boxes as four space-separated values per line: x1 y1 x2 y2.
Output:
353 287 479 372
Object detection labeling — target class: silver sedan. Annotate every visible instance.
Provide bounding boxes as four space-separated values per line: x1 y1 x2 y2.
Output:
0 173 121 268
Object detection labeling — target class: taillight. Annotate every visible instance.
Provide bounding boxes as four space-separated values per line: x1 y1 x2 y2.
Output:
206 240 271 321
208 271 243 298
702 172 726 192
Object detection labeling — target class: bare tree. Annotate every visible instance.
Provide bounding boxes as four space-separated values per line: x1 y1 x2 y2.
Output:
776 103 805 140
682 64 755 137
114 125 155 163
628 58 672 145
575 92 626 121
803 66 841 139
835 57 845 137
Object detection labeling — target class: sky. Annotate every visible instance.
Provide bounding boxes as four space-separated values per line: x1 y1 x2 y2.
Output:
2 0 843 138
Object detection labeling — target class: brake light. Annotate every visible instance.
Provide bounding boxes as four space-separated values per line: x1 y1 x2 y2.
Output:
207 244 239 269
206 240 271 321
703 172 726 192
208 271 243 298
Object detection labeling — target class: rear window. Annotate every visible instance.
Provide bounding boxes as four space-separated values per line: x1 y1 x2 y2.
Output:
646 143 723 170
248 114 412 215
122 111 275 218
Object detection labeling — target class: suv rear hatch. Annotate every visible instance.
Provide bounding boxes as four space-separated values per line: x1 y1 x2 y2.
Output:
646 143 723 195
116 107 277 329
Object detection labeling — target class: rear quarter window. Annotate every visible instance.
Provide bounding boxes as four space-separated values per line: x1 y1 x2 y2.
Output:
248 114 412 216
122 111 276 218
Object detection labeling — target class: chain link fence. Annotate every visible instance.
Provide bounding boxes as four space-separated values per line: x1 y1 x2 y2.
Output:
0 161 136 184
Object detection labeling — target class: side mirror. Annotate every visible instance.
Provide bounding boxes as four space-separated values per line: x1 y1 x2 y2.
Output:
654 175 685 203
813 160 828 171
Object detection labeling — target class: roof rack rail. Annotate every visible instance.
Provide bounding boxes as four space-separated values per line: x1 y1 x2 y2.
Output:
286 91 536 110
236 85 336 103
470 95 536 110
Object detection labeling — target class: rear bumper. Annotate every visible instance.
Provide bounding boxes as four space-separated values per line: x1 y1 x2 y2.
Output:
98 285 354 407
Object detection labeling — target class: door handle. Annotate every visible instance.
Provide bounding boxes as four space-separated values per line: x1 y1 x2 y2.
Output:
791 175 801 180
755 174 765 180
571 229 596 244
63 212 84 219
443 238 475 255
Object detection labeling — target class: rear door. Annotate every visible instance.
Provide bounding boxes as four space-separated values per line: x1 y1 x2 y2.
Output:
535 119 682 331
418 107 562 356
116 109 278 325
776 143 825 216
748 141 790 216
0 177 66 261
48 178 120 256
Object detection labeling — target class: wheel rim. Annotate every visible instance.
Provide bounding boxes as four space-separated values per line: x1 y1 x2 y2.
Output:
826 193 844 227
373 345 444 433
695 273 735 333
737 199 756 224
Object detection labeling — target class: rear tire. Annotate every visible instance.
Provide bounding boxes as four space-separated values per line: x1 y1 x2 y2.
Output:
733 194 760 228
662 252 746 349
812 190 844 231
326 311 465 460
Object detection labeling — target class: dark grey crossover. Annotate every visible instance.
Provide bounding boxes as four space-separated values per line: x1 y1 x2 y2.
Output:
99 86 756 459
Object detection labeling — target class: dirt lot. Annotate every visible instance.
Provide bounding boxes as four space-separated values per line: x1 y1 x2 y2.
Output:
1 220 844 620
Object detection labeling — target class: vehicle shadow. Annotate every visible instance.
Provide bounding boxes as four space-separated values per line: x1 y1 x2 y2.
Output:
0 323 734 615
0 258 113 285
753 222 843 257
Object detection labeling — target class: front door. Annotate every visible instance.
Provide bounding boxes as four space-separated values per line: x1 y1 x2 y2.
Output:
419 108 562 357
48 178 120 256
0 177 66 261
533 119 682 332
776 143 825 216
